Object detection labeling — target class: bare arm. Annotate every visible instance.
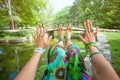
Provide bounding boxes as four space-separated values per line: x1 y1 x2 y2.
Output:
14 53 41 80
14 26 52 80
89 46 120 80
79 20 119 80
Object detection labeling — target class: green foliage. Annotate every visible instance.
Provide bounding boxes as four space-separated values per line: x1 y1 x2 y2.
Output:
0 41 54 80
54 0 120 29
0 32 10 37
55 6 71 20
0 30 30 37
10 31 30 37
0 0 53 29
54 6 71 27
0 43 35 80
12 0 47 26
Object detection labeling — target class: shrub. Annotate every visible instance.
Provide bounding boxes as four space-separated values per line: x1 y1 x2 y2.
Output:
10 31 30 37
0 30 30 37
0 32 10 37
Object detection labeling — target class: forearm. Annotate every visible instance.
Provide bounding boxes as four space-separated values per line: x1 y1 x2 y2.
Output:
14 53 41 80
89 46 119 80
15 26 52 80
79 20 119 80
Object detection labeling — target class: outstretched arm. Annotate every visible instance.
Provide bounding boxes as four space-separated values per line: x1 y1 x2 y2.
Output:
89 46 119 80
14 26 52 80
14 52 41 80
79 20 119 80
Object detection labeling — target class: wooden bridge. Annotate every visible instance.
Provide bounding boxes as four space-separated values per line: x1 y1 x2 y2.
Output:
45 19 120 38
46 27 84 38
44 19 84 38
44 19 82 28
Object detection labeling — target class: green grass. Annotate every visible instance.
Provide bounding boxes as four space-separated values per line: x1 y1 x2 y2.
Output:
102 32 120 76
0 30 32 41
0 36 20 40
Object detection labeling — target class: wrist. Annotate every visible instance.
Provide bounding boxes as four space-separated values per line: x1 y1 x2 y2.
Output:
85 42 99 53
89 52 102 60
89 46 99 54
34 48 45 54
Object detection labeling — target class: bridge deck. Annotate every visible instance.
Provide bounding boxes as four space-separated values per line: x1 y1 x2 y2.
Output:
47 27 120 32
47 27 84 32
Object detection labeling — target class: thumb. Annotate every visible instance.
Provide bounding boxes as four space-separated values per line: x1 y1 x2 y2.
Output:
94 26 99 36
43 36 52 49
79 34 86 44
47 36 52 44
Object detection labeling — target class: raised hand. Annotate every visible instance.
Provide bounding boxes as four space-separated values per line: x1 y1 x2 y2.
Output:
79 20 99 45
32 25 52 49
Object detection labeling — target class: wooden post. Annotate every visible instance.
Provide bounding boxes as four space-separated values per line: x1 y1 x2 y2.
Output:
47 31 54 38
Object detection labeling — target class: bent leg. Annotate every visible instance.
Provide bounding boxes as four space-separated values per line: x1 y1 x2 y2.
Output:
42 27 68 80
42 45 68 80
66 44 90 80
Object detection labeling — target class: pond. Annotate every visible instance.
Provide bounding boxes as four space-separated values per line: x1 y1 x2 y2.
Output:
0 36 86 80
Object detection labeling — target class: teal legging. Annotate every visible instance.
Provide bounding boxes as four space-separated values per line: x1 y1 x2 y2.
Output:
42 44 90 80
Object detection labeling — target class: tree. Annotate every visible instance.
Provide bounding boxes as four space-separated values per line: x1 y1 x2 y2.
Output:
0 0 48 30
54 6 71 27
54 0 120 29
5 0 14 30
69 0 120 29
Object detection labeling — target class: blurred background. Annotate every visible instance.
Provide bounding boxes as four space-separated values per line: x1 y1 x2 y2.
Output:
0 0 120 80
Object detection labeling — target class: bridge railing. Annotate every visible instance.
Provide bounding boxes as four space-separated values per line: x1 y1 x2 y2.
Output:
44 19 82 29
46 27 84 38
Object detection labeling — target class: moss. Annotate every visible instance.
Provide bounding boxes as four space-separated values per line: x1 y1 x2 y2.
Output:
0 43 35 80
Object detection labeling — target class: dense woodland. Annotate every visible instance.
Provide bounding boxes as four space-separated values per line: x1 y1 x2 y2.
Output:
0 0 120 29
55 0 120 29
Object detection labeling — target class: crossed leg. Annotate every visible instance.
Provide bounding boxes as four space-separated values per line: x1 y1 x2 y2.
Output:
42 27 67 80
66 27 90 80
42 27 90 80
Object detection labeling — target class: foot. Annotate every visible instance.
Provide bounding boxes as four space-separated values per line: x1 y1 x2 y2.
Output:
57 27 64 47
57 27 64 41
66 26 72 41
66 27 72 48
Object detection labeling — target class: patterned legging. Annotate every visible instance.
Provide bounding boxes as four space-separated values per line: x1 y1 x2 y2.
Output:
42 44 90 80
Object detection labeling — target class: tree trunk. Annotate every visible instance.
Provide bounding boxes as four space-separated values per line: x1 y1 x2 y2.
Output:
5 0 15 30
14 22 17 29
10 20 14 30
25 24 27 29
